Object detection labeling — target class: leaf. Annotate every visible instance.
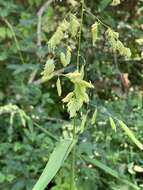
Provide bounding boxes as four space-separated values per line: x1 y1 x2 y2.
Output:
56 77 62 96
83 156 140 190
32 139 75 190
109 117 116 131
91 22 99 46
118 120 143 150
91 109 97 125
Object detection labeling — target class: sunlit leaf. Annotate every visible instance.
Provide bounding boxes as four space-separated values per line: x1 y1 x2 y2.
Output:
32 139 75 190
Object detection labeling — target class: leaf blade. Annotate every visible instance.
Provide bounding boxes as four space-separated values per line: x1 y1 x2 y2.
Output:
83 156 140 190
118 120 143 150
32 139 74 190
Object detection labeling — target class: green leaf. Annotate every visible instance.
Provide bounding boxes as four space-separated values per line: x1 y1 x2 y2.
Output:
91 109 97 125
56 77 62 96
83 156 140 190
32 139 75 190
118 120 143 150
109 117 116 131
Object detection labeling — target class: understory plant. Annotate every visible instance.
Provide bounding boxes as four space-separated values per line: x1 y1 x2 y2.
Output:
31 1 143 190
0 0 143 190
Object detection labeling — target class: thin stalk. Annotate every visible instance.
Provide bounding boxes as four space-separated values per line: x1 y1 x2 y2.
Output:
2 18 25 64
84 8 110 29
77 0 84 71
34 122 58 141
70 1 84 189
70 117 76 190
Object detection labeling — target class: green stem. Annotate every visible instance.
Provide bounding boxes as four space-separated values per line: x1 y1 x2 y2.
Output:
34 122 59 141
2 18 25 64
84 8 110 29
70 1 84 189
77 0 84 71
70 117 76 190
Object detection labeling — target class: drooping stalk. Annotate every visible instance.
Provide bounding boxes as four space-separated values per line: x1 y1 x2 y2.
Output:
70 1 84 190
77 0 84 71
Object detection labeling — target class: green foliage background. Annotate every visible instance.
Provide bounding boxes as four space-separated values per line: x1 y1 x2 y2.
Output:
0 0 143 189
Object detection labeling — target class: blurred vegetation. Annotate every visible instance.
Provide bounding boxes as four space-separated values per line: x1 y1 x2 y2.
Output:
0 0 143 189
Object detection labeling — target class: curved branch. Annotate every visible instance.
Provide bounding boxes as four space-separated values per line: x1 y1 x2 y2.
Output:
37 0 54 48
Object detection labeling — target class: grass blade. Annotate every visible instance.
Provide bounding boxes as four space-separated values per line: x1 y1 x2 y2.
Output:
109 117 116 132
118 120 143 150
82 156 140 190
32 139 75 190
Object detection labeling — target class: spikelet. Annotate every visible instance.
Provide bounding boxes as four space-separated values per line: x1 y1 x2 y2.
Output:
48 20 70 49
66 46 72 65
60 52 67 67
60 46 72 67
69 14 80 37
91 22 99 46
56 77 62 96
41 59 55 82
63 69 94 118
106 28 131 57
